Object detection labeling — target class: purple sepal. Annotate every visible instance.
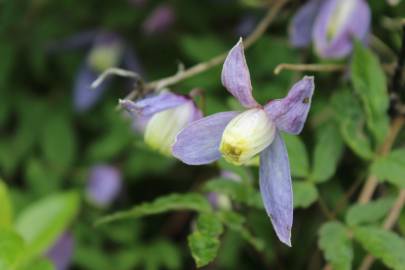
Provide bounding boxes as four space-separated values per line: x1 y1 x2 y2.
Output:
86 165 122 207
172 111 239 165
73 63 108 112
142 4 175 35
221 39 259 108
313 0 371 59
46 232 74 270
265 76 314 135
259 132 293 246
289 0 322 48
119 92 189 117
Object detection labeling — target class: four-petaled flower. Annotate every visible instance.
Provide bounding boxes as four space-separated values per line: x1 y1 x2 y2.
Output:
289 0 371 59
172 39 315 246
120 91 202 156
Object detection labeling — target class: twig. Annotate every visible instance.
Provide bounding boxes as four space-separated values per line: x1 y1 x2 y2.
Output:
91 67 143 89
121 0 289 102
358 189 405 270
274 63 345 75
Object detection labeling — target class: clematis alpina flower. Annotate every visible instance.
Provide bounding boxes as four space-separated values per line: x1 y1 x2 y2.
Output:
120 91 202 156
172 39 315 246
46 232 74 270
289 0 371 59
73 32 142 112
86 164 122 207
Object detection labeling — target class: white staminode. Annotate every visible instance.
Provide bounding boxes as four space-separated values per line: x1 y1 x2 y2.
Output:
144 101 194 156
219 108 276 165
327 0 357 39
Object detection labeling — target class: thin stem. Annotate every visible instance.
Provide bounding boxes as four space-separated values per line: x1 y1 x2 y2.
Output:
358 189 405 270
121 0 289 102
274 63 345 75
92 67 143 89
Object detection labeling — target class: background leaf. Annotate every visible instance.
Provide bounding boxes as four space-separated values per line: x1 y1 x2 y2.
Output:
371 148 405 188
283 134 310 178
293 181 318 208
345 196 395 226
0 180 13 228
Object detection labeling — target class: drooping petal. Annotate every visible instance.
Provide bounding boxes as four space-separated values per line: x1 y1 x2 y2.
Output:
172 111 239 165
221 39 258 108
119 92 189 117
289 0 322 48
312 0 371 59
265 76 314 135
73 63 108 112
259 131 293 246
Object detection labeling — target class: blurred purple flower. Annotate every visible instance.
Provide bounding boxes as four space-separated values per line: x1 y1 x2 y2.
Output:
172 39 315 246
86 164 122 207
70 31 143 112
235 15 257 38
289 0 371 59
142 4 175 35
46 232 74 270
120 91 202 156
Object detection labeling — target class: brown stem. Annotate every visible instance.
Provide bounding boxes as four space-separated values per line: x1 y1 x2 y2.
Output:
358 189 405 270
122 0 289 102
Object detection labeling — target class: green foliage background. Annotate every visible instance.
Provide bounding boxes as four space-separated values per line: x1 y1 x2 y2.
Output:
1 0 405 269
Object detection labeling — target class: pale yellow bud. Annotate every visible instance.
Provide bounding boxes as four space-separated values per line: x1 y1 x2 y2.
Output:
87 43 123 73
327 0 356 40
219 108 276 165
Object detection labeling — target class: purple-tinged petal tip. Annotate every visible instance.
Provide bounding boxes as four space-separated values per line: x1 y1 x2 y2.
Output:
265 76 314 135
221 39 258 108
259 132 293 246
172 111 239 165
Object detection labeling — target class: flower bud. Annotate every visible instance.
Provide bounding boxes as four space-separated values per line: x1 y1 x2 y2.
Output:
87 35 123 73
144 101 200 156
326 0 357 40
219 108 276 165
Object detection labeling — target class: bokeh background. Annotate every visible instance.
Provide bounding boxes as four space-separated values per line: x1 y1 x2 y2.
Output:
1 0 405 269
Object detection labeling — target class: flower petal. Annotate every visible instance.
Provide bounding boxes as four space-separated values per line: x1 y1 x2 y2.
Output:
312 0 371 59
265 76 314 135
172 111 239 165
259 131 293 246
119 92 189 117
73 63 108 112
221 39 258 108
289 0 322 48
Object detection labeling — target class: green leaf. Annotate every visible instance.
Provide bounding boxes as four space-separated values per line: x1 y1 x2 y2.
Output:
15 191 80 262
20 258 55 270
351 41 389 145
180 35 227 62
293 181 318 208
0 229 25 270
345 196 396 226
188 213 224 268
283 134 310 178
97 193 212 225
218 211 264 251
311 122 344 182
318 222 353 270
0 180 13 228
203 178 263 208
40 114 76 174
354 226 405 270
371 148 405 188
217 158 252 183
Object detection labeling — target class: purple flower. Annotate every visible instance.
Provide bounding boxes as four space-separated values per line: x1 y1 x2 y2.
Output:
46 232 74 270
73 32 142 112
172 39 315 246
290 0 371 59
86 164 122 207
142 4 175 35
120 91 202 156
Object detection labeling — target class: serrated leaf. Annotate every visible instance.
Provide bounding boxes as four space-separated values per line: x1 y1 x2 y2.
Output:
345 196 396 226
354 226 405 270
196 213 224 237
97 193 212 225
218 211 264 251
351 41 389 146
293 181 318 208
318 222 353 270
203 178 262 208
371 148 405 188
283 134 310 178
0 229 24 270
0 180 13 228
15 191 80 263
311 122 344 182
